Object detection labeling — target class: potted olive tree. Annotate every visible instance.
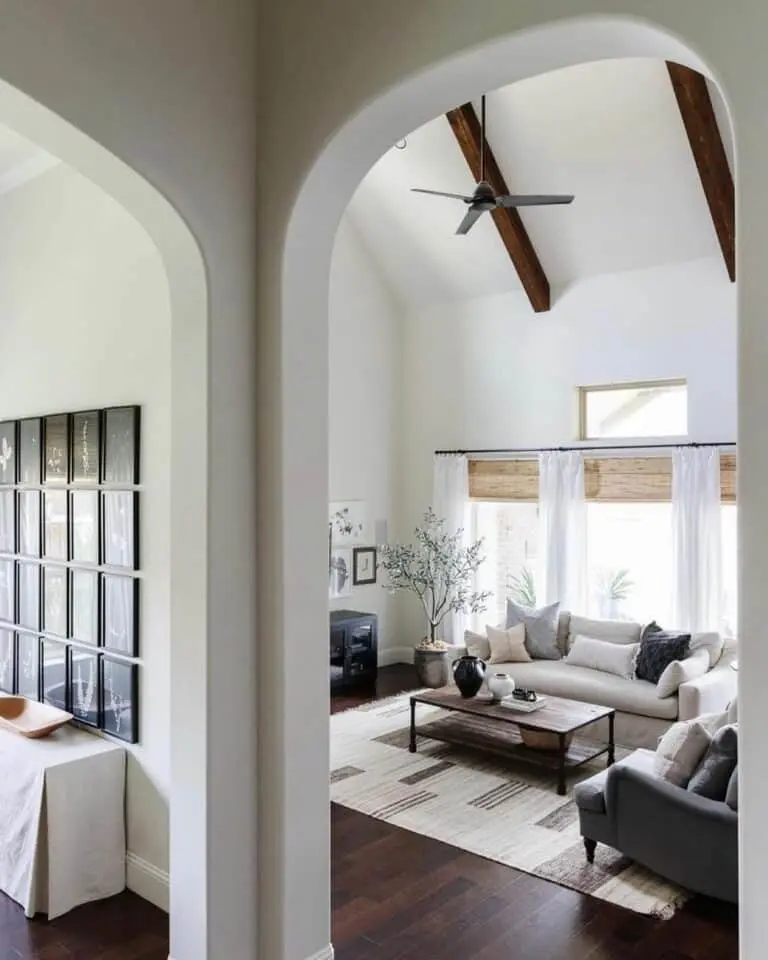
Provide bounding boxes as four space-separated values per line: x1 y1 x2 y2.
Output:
379 508 492 687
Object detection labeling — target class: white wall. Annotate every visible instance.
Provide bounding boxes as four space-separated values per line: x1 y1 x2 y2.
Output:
329 218 402 658
0 164 171 902
398 254 736 637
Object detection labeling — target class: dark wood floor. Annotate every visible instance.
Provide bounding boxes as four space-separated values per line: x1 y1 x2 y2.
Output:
331 665 739 960
0 664 737 958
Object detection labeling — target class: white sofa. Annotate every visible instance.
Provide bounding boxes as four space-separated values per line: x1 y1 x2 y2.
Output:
456 613 737 749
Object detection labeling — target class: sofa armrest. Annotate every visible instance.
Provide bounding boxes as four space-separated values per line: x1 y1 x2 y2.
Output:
678 654 737 720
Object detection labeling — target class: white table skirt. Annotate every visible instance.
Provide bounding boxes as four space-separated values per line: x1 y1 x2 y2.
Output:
0 724 126 918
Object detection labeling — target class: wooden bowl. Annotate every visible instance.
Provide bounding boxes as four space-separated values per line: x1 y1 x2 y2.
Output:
519 728 574 752
0 695 72 738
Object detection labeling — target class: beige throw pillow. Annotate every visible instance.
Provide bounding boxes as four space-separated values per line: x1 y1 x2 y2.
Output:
654 719 711 786
464 629 491 660
486 623 530 664
564 634 638 680
656 648 710 698
689 631 725 669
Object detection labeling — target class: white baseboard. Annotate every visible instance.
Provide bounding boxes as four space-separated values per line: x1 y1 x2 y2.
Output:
126 851 169 913
378 646 414 666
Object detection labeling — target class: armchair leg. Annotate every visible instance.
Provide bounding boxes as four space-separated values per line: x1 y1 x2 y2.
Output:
584 838 597 864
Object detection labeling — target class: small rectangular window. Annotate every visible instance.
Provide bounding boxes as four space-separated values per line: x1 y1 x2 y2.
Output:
578 380 687 440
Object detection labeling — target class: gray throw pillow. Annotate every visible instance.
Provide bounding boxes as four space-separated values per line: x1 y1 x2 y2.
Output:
725 765 738 811
687 723 738 801
506 598 561 660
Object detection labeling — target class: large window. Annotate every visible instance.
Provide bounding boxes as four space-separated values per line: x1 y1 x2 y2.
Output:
472 501 539 628
579 379 687 440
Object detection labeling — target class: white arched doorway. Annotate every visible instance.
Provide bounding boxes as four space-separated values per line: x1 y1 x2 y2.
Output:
269 15 740 960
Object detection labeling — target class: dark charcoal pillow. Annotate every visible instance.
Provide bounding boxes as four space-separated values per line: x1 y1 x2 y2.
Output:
725 765 738 810
687 724 738 801
635 627 690 684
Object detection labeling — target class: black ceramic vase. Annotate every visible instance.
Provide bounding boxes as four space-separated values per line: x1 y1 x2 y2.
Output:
452 655 486 698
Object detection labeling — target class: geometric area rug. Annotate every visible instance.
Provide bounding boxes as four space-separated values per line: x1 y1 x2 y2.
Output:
330 692 689 920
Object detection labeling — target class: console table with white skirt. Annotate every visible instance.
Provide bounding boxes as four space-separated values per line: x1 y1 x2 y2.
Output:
0 723 126 918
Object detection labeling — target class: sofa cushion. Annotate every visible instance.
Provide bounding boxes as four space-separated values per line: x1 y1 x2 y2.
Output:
689 631 725 670
506 598 561 660
654 719 711 787
725 765 738 810
486 623 530 664
574 748 656 814
565 635 639 680
568 615 641 649
687 723 738 801
635 627 691 684
488 659 679 720
656 648 709 698
464 629 490 660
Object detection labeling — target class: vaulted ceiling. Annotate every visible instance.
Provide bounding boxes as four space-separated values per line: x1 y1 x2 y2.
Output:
344 58 734 310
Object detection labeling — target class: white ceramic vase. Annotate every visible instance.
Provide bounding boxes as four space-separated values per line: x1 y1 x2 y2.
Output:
487 672 515 701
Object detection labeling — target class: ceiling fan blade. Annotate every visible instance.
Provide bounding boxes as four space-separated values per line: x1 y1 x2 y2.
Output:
496 194 574 207
456 206 484 235
411 188 474 202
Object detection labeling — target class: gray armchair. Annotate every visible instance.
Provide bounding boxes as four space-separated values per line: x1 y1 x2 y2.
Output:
574 749 738 903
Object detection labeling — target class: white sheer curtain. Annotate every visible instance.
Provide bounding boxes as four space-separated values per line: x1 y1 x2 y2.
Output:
433 454 470 646
672 446 722 632
538 451 586 613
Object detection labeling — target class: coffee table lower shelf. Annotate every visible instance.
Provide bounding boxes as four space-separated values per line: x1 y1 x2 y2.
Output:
412 713 610 795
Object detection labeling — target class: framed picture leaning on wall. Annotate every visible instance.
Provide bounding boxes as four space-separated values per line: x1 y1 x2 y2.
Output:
352 547 377 586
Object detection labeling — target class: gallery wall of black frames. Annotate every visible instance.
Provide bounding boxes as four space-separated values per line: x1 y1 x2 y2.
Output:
0 406 141 743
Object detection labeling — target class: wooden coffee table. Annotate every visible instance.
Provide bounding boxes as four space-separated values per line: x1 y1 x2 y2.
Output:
409 689 615 795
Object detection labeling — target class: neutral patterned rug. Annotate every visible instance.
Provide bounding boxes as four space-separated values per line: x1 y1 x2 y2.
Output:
330 692 689 919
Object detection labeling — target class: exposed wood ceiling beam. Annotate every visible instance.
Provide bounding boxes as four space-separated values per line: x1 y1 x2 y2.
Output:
446 102 551 313
666 62 735 282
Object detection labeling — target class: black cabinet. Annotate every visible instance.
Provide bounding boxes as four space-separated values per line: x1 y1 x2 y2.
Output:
330 609 378 690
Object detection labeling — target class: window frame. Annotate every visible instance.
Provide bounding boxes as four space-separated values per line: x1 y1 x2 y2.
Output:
577 378 688 441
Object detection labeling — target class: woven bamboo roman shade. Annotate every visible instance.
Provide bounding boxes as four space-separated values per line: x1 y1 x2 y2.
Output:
469 453 736 503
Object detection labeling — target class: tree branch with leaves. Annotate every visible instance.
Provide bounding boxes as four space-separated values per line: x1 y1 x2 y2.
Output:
378 508 492 649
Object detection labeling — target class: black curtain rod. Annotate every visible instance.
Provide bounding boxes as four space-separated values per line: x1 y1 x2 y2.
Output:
435 440 737 456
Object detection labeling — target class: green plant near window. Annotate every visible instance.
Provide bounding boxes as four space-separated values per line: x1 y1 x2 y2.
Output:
507 565 537 609
378 508 492 648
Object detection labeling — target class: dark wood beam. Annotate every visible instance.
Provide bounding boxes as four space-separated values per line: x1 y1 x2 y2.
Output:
446 103 551 312
666 62 735 281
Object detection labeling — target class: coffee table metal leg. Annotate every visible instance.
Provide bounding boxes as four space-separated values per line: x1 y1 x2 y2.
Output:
409 699 417 753
607 712 615 767
557 733 566 795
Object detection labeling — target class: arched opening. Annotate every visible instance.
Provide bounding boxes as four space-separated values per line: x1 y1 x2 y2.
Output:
0 76 210 958
271 14 739 960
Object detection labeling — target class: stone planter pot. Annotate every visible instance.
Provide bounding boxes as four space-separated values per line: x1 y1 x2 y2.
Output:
414 647 450 688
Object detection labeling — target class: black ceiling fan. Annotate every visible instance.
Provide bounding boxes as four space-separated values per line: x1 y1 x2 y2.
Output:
411 94 574 235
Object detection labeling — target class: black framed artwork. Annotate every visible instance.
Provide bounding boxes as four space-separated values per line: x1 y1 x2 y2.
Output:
352 547 377 585
71 410 101 484
0 490 14 555
18 418 41 485
41 638 69 710
18 490 41 558
101 656 138 743
16 632 39 700
102 573 138 656
0 627 14 693
0 421 16 486
69 647 100 727
70 568 99 646
42 565 68 638
103 406 140 485
70 490 99 565
0 559 15 623
101 491 138 569
44 414 69 484
17 561 40 632
43 490 69 561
